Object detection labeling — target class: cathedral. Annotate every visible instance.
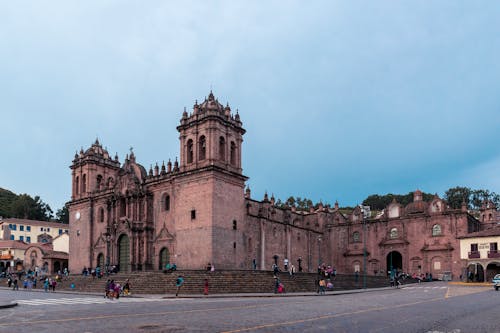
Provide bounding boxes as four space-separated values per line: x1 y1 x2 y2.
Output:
68 92 494 280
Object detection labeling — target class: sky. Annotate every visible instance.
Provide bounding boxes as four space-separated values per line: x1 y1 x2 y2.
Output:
1 1 499 213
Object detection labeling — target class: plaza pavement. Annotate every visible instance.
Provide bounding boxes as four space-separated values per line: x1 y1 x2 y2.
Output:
0 281 493 309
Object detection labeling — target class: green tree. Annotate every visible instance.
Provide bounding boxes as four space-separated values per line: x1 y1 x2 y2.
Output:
0 187 17 217
10 194 53 221
444 186 471 209
56 204 69 224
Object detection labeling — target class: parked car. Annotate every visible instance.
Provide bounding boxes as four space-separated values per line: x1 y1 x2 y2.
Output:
492 274 500 291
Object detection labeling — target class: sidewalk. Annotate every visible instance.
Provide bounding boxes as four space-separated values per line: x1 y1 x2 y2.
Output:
0 285 397 308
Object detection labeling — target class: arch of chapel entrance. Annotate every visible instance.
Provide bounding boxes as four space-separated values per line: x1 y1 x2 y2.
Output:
118 234 130 272
386 251 403 275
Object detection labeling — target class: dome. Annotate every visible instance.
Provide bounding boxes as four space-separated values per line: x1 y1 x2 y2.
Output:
198 91 225 113
405 200 428 214
83 139 112 160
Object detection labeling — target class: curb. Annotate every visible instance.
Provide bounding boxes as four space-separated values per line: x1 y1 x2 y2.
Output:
0 301 18 309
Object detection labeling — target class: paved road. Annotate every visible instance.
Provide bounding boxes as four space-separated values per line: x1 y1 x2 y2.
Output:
0 282 497 332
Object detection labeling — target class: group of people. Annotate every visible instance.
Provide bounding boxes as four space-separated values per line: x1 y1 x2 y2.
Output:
317 263 336 295
6 273 58 292
105 279 131 299
82 265 119 278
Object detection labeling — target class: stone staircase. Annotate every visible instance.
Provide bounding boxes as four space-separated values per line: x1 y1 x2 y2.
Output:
51 270 391 295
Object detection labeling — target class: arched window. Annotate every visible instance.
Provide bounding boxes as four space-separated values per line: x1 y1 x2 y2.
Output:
187 139 194 164
164 195 170 211
82 174 87 193
233 220 237 230
199 136 206 161
99 207 105 223
390 228 398 239
432 224 442 236
230 141 236 165
75 176 79 195
96 175 103 190
219 136 226 161
353 231 360 242
107 177 114 189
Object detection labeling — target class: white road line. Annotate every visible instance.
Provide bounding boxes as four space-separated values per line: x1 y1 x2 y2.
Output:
17 297 184 306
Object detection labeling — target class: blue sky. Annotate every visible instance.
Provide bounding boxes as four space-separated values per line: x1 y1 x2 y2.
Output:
1 1 499 212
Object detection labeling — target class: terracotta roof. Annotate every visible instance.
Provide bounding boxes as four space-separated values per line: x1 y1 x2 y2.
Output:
459 226 500 239
43 250 68 260
0 218 70 228
0 240 30 250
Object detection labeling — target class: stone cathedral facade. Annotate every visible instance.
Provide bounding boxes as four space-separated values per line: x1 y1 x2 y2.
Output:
68 92 494 280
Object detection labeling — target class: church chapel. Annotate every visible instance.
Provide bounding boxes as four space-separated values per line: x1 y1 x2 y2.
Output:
68 92 494 280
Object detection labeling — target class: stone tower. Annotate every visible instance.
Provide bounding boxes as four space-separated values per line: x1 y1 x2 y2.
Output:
173 91 248 269
68 140 121 272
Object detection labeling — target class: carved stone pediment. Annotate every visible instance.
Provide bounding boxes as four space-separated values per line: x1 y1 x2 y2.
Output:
155 223 175 242
93 234 106 249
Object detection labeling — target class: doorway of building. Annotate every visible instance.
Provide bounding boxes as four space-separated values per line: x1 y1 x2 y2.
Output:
467 263 484 282
486 262 500 281
97 253 104 270
386 251 402 275
159 247 170 270
118 234 130 272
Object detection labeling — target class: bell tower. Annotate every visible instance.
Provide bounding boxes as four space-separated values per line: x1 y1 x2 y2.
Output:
177 91 245 174
174 91 248 269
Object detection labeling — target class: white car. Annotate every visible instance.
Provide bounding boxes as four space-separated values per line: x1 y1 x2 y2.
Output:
492 274 500 291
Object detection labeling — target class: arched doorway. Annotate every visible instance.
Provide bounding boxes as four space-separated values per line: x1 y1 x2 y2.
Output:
386 251 402 275
54 261 61 274
486 262 500 281
159 247 170 270
118 234 130 272
467 263 484 282
97 253 104 270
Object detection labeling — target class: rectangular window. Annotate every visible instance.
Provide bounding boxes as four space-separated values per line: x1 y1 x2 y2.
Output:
11 224 16 231
19 236 24 241
27 226 31 232
10 235 14 240
26 236 31 243
59 229 63 235
191 210 196 220
20 225 24 231
491 242 498 252
471 243 478 252
40 227 43 232
65 230 68 233
47 228 50 232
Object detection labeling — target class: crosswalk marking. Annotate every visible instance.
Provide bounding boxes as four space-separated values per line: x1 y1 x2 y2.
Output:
17 297 181 306
403 286 447 289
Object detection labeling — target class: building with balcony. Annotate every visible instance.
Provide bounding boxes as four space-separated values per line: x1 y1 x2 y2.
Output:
459 226 500 282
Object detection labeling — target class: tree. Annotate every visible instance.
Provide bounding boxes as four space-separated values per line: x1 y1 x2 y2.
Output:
10 194 53 221
56 204 69 224
0 187 17 218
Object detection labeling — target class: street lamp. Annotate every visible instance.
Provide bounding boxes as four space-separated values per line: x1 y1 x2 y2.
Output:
317 236 322 268
105 227 111 269
360 205 370 289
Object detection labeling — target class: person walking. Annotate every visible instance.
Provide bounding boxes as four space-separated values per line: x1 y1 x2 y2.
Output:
319 278 326 295
12 278 19 291
203 279 209 295
43 278 49 292
289 264 296 277
175 275 184 297
283 258 289 272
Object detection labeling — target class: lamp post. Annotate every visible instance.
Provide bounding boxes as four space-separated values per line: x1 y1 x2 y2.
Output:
317 236 322 267
360 205 370 289
105 227 111 270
